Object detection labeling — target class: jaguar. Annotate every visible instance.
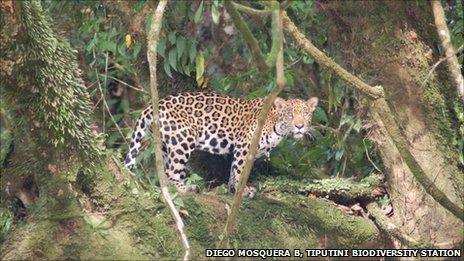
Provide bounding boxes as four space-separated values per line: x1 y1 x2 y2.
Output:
125 92 318 197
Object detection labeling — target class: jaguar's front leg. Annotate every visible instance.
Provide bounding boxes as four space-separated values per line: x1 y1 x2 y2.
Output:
228 148 257 198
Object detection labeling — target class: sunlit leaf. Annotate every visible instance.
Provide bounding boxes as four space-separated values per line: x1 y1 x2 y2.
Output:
196 52 205 85
212 0 220 24
335 149 344 161
125 34 132 48
194 1 204 24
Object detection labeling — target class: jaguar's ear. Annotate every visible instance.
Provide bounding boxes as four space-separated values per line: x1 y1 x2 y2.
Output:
307 97 318 111
273 97 286 110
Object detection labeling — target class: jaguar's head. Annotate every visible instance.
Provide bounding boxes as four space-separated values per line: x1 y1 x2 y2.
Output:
273 97 319 139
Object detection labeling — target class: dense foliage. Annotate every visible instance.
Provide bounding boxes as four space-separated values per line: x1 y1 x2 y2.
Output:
41 0 385 181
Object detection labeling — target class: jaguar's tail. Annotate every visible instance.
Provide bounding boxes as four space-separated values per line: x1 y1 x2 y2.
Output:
124 105 153 168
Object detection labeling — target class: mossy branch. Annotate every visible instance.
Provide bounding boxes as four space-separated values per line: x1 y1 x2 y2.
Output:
265 1 282 67
218 6 285 248
263 174 385 202
431 0 464 103
146 1 191 260
281 13 464 222
282 13 385 99
224 0 269 71
232 2 271 17
226 1 286 70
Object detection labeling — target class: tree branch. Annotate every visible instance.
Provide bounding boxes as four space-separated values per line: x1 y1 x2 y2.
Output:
282 12 464 221
232 2 271 17
263 174 385 203
146 1 191 260
431 0 464 103
265 1 283 66
422 44 464 87
219 3 285 248
281 13 385 100
224 0 269 71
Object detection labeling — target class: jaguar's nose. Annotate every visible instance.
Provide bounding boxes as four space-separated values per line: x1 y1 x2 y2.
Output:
295 124 304 129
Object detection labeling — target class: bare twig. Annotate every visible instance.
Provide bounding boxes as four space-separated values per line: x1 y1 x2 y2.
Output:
280 0 292 10
431 0 464 103
146 1 190 260
363 138 383 174
99 74 149 94
232 1 285 67
266 1 283 66
423 44 463 87
312 124 338 133
219 1 284 248
94 67 128 146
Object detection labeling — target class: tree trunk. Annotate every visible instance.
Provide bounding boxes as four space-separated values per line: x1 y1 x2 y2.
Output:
322 0 463 247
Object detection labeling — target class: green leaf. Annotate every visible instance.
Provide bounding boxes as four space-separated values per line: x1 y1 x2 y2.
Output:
303 54 314 64
180 45 189 66
86 34 97 52
335 149 344 161
133 42 142 59
339 114 353 127
164 60 172 77
212 0 220 24
176 36 186 57
194 1 204 24
168 49 177 71
120 99 130 111
112 113 124 123
168 31 176 44
181 63 191 76
313 107 328 124
189 41 197 62
118 42 127 57
157 38 166 58
100 40 117 53
352 118 363 132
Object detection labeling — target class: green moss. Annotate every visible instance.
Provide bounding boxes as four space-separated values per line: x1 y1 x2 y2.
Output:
236 195 376 248
181 193 377 254
2 185 379 260
118 192 378 259
262 174 383 202
184 198 218 249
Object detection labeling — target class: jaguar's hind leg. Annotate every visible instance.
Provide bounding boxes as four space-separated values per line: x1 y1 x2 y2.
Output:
163 131 197 193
